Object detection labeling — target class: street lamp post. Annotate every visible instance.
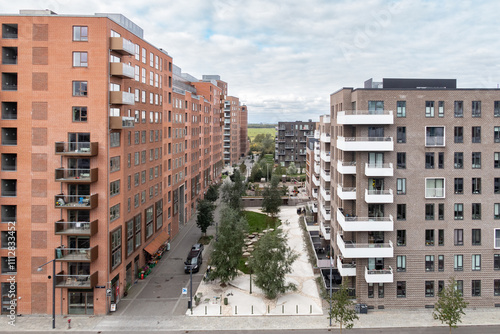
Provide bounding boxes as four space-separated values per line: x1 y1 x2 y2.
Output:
37 258 56 329
189 266 193 315
329 255 333 326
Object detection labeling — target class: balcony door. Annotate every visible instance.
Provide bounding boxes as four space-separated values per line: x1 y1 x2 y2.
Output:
368 204 384 218
368 258 385 270
368 127 384 139
368 178 384 191
68 290 93 315
368 153 384 167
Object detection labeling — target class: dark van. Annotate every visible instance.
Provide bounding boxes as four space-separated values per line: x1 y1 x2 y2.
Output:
184 249 203 273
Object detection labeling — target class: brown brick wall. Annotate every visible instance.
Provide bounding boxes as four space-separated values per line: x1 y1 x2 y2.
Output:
32 127 47 145
31 179 47 197
31 231 47 249
31 153 47 172
32 47 48 65
31 205 47 223
30 283 47 314
32 102 48 120
32 24 48 41
32 72 48 91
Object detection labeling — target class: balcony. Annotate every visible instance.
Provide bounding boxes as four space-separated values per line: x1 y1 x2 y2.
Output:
365 163 393 177
285 132 294 136
309 202 318 213
110 116 135 129
337 233 394 259
110 62 135 79
314 130 320 139
337 184 356 200
312 189 318 199
365 266 393 283
110 91 135 105
337 136 394 152
55 168 98 183
312 174 320 187
337 160 356 174
320 133 331 143
320 205 331 221
54 220 98 236
314 163 320 175
336 209 394 232
320 169 331 182
109 36 135 55
55 142 98 156
55 271 98 289
337 256 356 276
55 246 98 262
337 110 394 125
320 187 331 202
365 189 394 203
55 194 98 210
320 221 331 240
321 152 331 162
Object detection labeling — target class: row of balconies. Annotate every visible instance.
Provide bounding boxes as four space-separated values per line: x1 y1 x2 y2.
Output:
55 246 98 263
336 110 394 125
337 136 394 151
55 271 98 289
336 185 394 203
337 233 394 259
337 161 393 176
336 256 393 283
336 209 394 232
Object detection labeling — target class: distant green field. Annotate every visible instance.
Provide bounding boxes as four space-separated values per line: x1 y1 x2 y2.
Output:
248 127 276 142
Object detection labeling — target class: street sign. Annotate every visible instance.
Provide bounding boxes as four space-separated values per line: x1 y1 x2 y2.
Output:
106 288 112 297
182 288 187 295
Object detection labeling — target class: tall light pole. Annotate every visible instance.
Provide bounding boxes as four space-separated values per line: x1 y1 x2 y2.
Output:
189 266 193 315
329 254 333 326
38 258 56 329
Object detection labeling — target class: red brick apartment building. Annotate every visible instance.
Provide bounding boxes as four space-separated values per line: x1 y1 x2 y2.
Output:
308 78 500 309
222 96 248 166
0 10 228 316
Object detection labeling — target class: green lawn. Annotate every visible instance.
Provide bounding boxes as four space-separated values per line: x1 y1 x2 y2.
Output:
248 127 276 142
243 210 280 233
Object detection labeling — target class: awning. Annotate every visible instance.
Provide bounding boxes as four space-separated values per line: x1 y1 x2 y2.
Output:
144 230 169 255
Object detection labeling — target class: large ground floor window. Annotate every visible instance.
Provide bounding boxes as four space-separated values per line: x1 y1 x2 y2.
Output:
68 290 93 315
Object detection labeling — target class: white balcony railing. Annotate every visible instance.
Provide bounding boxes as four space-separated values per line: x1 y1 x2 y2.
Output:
312 174 320 187
320 205 331 221
312 189 318 199
364 163 394 177
337 136 394 152
337 184 356 200
321 151 331 162
320 187 331 202
320 169 331 182
365 266 394 283
314 163 320 174
337 256 356 276
365 189 394 203
337 160 356 174
320 221 331 240
320 133 331 143
336 209 394 232
337 233 394 259
337 110 394 125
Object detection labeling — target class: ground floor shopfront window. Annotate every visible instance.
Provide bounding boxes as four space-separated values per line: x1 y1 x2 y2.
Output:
68 290 93 315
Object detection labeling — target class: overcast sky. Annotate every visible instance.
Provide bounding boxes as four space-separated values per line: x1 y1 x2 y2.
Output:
5 0 500 123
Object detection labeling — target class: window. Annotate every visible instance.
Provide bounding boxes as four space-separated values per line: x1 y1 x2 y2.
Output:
141 130 146 144
456 280 463 295
495 254 500 270
472 255 481 271
494 127 500 143
111 227 122 269
425 281 434 297
368 283 374 298
495 229 500 249
454 178 463 194
495 101 500 117
438 255 444 271
110 180 120 197
425 204 434 220
438 280 445 294
397 204 406 220
110 132 120 147
472 203 481 220
471 280 481 297
73 26 88 41
454 229 464 245
472 152 481 169
438 229 444 245
397 281 406 298
134 66 140 82
425 101 434 117
134 172 139 186
145 206 154 239
472 101 481 117
454 101 463 117
368 101 384 112
495 280 500 296
397 230 406 246
438 101 444 117
454 127 463 143
110 203 120 222
454 204 464 220
396 255 406 272
425 255 435 272
438 152 444 169
495 204 500 219
73 52 88 67
72 106 87 122
472 178 481 194
378 283 384 298
397 101 406 117
126 219 134 256
72 81 87 96
110 156 120 172
495 178 500 194
397 152 406 169
454 152 463 169
425 229 434 245
397 127 406 143
495 153 500 168
425 152 434 169
454 255 463 271
472 126 481 143
426 126 444 146
425 178 445 198
134 214 142 248
397 178 406 195
141 48 146 63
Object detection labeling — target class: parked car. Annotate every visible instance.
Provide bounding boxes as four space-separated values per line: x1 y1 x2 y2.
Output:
191 243 204 253
184 248 203 273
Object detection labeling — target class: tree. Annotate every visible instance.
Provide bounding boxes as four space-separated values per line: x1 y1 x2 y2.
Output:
433 278 468 334
287 161 298 176
329 279 359 333
249 230 298 299
249 164 263 183
196 199 215 236
208 206 247 285
205 184 219 202
239 162 247 176
220 170 245 212
261 175 282 221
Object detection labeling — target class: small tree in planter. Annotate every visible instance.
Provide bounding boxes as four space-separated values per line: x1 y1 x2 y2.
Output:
433 277 468 334
329 279 359 333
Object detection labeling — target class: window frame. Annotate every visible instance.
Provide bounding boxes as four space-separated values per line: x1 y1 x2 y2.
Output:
72 26 88 41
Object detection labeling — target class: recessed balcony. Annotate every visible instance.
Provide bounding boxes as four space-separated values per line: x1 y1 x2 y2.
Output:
55 246 98 262
55 168 98 183
55 271 98 289
55 194 98 210
365 266 393 283
320 221 331 240
336 209 394 232
314 163 320 174
337 136 394 152
320 133 331 143
320 187 331 202
337 160 356 174
285 132 294 136
312 174 320 187
365 189 394 203
55 142 98 156
110 91 135 105
337 110 394 125
337 184 356 200
337 233 394 259
337 256 356 276
109 37 135 55
109 116 135 129
321 152 331 162
312 189 318 199
365 163 393 177
54 219 98 236
320 169 331 182
320 205 331 221
110 62 135 79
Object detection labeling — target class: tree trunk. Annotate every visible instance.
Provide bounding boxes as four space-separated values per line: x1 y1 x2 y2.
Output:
340 320 343 334
449 325 452 334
